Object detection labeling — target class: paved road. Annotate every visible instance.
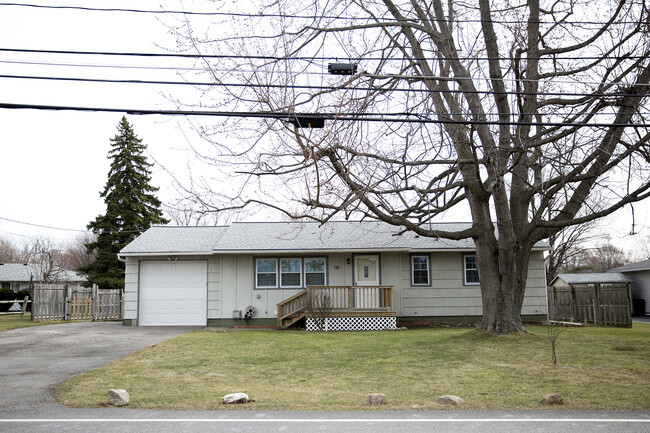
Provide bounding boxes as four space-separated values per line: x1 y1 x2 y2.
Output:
1 322 649 433
1 409 649 433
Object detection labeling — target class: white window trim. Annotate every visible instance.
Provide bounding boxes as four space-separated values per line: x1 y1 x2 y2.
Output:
463 254 480 286
255 258 278 289
304 257 327 287
280 258 303 289
411 254 431 286
255 257 328 289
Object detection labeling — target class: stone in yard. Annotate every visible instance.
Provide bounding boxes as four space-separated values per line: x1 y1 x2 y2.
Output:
107 389 129 407
222 393 249 404
365 393 387 406
434 395 465 405
539 393 564 405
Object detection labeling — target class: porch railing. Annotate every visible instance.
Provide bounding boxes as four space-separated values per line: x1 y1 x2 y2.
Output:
307 285 394 311
276 285 394 328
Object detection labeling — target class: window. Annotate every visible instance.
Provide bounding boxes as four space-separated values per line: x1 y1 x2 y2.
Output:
280 258 302 288
464 255 480 285
411 255 430 286
255 257 327 289
304 258 326 286
256 258 278 288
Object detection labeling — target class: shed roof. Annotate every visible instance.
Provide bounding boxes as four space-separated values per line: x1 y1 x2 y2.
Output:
609 258 650 273
120 221 550 255
552 273 631 285
0 263 86 283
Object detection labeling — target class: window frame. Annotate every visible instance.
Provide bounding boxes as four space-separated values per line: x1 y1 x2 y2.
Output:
279 257 303 289
304 257 327 287
254 256 328 289
410 254 431 286
463 254 480 285
255 258 278 289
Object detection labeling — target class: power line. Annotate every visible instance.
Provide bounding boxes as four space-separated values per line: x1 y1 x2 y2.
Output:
2 102 649 127
4 73 647 99
0 216 88 232
2 57 649 88
0 215 148 236
0 2 640 25
1 47 646 62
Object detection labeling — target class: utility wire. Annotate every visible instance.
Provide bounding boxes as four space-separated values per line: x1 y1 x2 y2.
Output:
1 102 649 127
1 60 647 87
0 2 640 25
1 47 646 62
4 73 647 99
0 216 87 232
0 215 149 235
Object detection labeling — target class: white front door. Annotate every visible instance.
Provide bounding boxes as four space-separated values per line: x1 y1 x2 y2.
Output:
354 255 380 286
354 255 380 308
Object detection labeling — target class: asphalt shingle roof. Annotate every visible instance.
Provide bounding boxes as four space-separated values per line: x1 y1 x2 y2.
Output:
609 258 650 273
553 273 631 285
0 263 85 283
120 226 228 254
120 221 549 255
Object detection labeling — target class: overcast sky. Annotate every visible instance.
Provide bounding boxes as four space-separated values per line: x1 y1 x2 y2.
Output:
0 1 648 255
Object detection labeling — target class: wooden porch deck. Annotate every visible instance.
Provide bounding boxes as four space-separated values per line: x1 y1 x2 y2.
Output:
276 285 395 329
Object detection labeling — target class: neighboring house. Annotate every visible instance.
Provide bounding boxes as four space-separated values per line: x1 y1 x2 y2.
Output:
610 259 650 315
548 273 633 326
119 221 549 327
0 263 86 292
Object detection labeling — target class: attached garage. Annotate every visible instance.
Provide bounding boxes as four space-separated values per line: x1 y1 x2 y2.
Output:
139 260 208 326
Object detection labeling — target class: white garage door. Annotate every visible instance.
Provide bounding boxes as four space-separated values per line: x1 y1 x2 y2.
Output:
139 261 208 326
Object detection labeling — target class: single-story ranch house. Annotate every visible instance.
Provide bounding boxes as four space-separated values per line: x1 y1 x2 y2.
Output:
119 221 549 328
0 263 86 292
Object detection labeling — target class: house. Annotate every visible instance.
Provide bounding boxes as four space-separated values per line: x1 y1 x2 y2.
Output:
0 263 86 292
548 273 632 326
119 221 549 328
610 259 650 315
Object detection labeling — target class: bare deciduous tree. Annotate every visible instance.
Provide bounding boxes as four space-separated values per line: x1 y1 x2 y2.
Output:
58 232 97 272
164 197 226 226
0 237 29 263
169 0 650 333
26 237 65 282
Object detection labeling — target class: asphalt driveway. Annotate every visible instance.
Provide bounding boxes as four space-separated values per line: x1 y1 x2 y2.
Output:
0 321 198 412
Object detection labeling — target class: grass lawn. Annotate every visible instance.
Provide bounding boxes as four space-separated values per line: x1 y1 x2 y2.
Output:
0 313 57 332
54 324 650 411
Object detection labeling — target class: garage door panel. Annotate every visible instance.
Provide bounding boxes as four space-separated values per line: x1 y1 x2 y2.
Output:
139 261 208 326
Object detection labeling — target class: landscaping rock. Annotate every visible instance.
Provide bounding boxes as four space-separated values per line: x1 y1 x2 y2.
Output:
222 393 249 404
434 395 464 405
539 393 564 405
107 389 129 407
365 393 387 406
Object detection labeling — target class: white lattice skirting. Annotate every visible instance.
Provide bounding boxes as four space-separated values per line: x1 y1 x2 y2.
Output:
306 316 397 331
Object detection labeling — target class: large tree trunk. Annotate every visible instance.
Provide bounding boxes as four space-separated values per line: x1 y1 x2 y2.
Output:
474 231 529 334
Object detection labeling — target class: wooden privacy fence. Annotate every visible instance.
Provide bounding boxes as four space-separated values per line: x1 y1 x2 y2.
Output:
547 283 632 327
32 283 122 322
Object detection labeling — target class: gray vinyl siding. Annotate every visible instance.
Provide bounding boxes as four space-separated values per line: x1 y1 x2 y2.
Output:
628 269 650 314
123 256 139 320
521 251 547 315
207 256 221 319
399 250 547 317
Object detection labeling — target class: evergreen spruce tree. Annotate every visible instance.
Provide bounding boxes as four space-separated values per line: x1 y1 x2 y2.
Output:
81 117 168 290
